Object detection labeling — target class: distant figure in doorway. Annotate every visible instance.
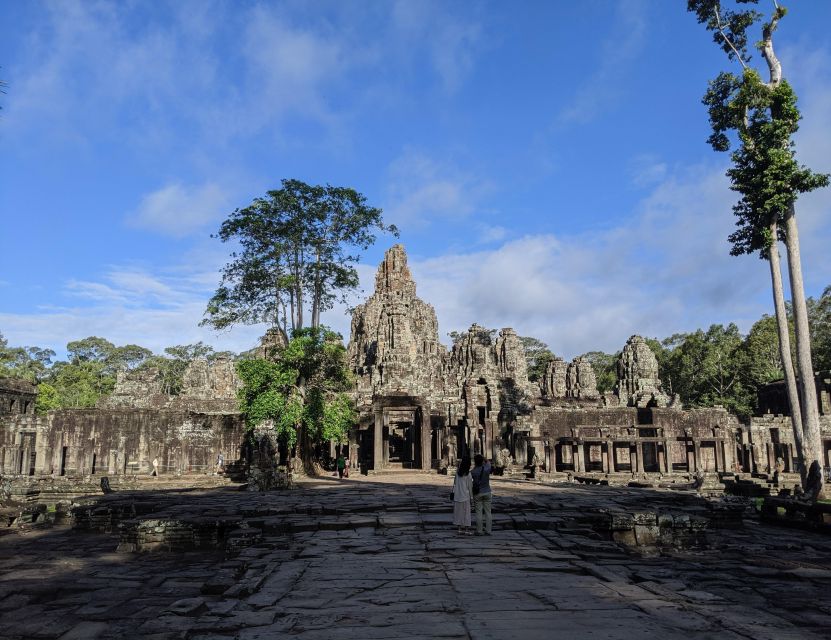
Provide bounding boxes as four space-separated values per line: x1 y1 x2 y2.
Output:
337 452 346 479
472 454 492 535
452 456 473 535
151 457 159 478
216 452 225 475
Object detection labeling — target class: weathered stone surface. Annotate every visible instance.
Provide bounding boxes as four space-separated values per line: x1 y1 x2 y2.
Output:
102 369 168 409
616 335 672 408
0 377 37 416
566 356 599 399
1 473 830 640
541 357 568 398
349 244 446 404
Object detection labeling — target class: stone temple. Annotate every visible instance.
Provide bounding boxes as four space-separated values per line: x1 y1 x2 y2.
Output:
1 243 831 489
345 244 831 484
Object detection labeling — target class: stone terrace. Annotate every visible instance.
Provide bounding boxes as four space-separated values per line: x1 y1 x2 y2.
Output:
1 475 831 639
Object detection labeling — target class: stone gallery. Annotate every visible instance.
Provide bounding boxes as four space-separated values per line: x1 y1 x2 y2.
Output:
1 244 831 487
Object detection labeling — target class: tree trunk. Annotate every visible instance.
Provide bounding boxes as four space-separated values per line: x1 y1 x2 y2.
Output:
782 207 824 496
767 224 805 475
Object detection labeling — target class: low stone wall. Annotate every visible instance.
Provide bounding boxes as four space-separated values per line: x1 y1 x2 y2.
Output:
0 408 246 478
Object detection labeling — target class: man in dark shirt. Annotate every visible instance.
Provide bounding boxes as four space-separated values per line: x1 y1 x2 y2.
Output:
472 454 493 535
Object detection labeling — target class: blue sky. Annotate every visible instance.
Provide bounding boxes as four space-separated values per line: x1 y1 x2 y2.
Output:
1 0 830 360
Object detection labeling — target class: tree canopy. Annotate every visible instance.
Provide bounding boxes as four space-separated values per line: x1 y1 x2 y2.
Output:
688 0 829 484
202 179 397 342
236 327 354 467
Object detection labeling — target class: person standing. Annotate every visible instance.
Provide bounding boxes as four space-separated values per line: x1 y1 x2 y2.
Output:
472 454 492 535
151 457 160 478
452 457 473 535
336 452 346 479
216 452 225 475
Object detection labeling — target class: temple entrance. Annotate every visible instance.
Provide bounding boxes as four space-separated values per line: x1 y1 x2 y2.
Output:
387 421 413 464
367 399 431 471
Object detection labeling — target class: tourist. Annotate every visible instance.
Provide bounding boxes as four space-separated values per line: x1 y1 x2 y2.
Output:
336 452 346 479
472 454 492 535
151 456 159 478
452 456 473 535
215 452 224 475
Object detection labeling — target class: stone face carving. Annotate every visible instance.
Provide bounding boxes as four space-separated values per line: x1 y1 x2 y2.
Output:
255 328 288 360
103 368 168 409
616 335 670 408
103 357 241 412
179 358 241 401
541 356 598 399
566 356 599 399
541 358 568 398
348 244 447 404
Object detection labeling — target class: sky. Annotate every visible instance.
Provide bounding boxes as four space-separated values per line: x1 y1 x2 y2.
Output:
1 0 830 362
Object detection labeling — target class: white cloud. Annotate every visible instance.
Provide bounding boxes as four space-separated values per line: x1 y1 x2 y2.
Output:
5 2 215 146
390 0 483 92
384 150 492 229
127 183 228 237
629 154 668 187
476 224 508 244
346 159 821 359
1 251 265 357
558 0 647 125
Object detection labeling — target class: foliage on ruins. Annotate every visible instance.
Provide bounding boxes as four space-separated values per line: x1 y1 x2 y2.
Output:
519 336 554 383
808 286 831 372
138 342 224 395
4 284 831 420
236 327 355 457
579 351 618 394
0 333 232 411
202 179 397 343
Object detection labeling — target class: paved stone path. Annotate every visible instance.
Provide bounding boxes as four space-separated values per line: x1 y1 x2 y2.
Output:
1 473 830 639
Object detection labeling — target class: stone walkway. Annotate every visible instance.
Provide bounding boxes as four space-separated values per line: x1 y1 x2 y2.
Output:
1 473 830 639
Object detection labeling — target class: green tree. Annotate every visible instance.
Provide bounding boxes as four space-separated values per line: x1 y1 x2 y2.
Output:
807 286 831 372
688 1 829 481
35 382 60 413
48 360 116 408
202 179 397 342
136 342 216 395
742 315 789 389
519 336 554 382
659 324 753 419
580 351 618 394
0 332 55 383
236 327 355 472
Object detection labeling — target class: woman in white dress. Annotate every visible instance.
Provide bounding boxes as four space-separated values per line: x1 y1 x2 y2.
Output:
452 457 473 535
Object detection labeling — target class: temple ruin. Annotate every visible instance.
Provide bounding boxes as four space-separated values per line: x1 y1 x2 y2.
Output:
346 244 831 486
1 243 830 489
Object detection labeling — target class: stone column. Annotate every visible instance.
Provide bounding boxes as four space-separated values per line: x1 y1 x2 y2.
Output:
636 442 644 474
575 442 585 473
693 441 701 473
420 408 431 470
663 440 673 474
373 410 383 470
516 437 528 467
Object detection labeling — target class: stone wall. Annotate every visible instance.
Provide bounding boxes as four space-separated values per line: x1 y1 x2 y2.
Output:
0 408 246 477
102 357 242 413
0 377 37 416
